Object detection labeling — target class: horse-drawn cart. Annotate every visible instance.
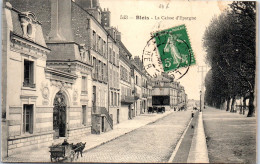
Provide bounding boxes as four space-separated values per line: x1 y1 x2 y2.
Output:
49 144 75 162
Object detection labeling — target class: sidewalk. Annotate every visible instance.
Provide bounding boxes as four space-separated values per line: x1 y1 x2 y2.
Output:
3 111 173 163
203 107 256 163
187 111 209 163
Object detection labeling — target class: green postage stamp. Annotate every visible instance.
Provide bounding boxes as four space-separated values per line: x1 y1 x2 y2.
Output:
153 24 196 72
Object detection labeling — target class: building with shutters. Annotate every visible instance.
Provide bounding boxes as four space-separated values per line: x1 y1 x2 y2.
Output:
118 41 135 121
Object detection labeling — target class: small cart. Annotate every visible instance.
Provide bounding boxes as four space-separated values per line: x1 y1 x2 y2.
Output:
49 144 75 162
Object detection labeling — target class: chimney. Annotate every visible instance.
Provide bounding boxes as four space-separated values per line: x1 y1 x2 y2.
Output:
134 56 141 67
92 0 100 8
116 31 121 41
74 0 92 10
48 0 74 42
101 8 110 27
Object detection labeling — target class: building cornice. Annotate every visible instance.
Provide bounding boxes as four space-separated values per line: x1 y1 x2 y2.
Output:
10 32 50 53
45 67 78 80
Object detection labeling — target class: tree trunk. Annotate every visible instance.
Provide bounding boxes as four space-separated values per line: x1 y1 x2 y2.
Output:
226 97 231 111
247 92 255 117
230 97 236 112
243 97 246 115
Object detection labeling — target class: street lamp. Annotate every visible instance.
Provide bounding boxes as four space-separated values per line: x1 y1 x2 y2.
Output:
200 90 202 112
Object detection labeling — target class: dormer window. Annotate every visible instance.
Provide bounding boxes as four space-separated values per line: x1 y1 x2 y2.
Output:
27 23 33 37
19 11 38 41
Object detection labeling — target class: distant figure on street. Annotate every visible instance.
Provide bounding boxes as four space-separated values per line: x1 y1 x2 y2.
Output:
62 139 69 146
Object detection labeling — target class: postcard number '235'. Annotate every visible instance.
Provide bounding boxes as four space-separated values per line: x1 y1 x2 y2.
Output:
120 15 128 19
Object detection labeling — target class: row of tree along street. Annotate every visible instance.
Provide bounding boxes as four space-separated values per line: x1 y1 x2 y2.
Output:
203 1 256 117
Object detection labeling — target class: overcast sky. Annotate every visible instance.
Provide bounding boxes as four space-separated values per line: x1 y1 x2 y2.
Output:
99 0 230 100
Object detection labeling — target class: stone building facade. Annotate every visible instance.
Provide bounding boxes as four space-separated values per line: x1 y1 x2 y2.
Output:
118 42 135 121
131 59 143 116
151 74 187 111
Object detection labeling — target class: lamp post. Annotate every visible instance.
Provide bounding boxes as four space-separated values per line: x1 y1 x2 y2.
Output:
200 90 202 112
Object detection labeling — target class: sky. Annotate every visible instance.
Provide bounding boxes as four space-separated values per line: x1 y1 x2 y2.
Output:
99 0 231 100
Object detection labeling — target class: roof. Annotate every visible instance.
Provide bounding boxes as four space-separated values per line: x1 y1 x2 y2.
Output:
7 4 48 48
151 75 172 82
7 0 52 42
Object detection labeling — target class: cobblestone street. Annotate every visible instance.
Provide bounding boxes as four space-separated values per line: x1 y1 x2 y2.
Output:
74 111 191 163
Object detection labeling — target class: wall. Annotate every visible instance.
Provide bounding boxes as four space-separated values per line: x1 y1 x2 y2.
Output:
120 105 129 122
91 114 112 134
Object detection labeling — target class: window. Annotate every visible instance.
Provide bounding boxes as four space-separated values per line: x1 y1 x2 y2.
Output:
82 105 87 126
23 104 33 134
111 91 113 106
117 93 120 106
101 63 104 81
93 57 97 79
92 31 96 50
97 60 101 79
135 75 138 85
109 48 112 62
120 66 123 80
24 60 35 88
98 60 101 80
98 36 101 53
27 24 32 36
86 19 90 29
81 76 87 94
114 92 117 106
129 72 131 83
116 53 119 66
103 41 106 57
113 51 115 64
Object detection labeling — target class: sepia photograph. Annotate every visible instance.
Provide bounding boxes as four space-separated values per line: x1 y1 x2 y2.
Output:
1 0 257 163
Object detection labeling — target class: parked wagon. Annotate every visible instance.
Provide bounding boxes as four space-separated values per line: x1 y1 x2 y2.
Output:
49 141 86 162
157 107 165 113
49 144 75 162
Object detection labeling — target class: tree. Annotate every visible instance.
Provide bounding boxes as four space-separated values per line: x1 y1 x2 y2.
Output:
203 1 256 117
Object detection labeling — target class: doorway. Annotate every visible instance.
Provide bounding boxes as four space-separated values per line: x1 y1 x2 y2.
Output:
117 109 120 124
101 116 105 132
53 91 67 139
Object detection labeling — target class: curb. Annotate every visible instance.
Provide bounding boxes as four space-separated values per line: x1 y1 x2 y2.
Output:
187 112 209 163
168 115 193 162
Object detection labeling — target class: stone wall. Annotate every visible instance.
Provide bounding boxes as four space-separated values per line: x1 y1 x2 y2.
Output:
8 133 53 156
91 114 112 134
67 126 91 141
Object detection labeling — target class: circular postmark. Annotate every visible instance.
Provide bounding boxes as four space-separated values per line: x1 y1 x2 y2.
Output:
142 23 195 80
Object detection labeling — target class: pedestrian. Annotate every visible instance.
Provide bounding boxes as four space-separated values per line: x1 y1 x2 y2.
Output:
62 139 69 146
191 111 194 118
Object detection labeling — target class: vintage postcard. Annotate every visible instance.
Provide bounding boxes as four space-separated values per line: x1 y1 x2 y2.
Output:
1 0 257 163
